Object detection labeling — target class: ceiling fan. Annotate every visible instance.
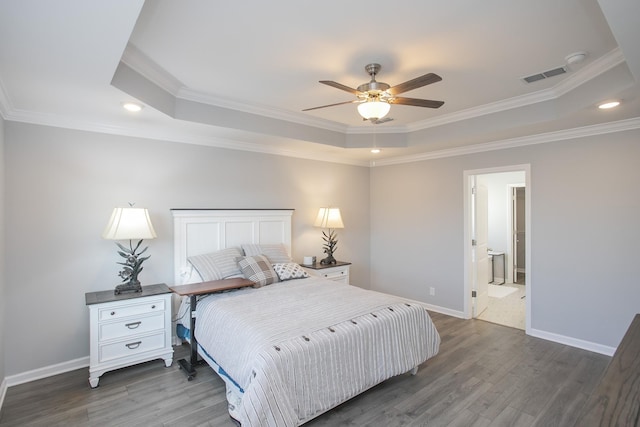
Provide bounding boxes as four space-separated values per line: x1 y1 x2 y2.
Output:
303 63 444 122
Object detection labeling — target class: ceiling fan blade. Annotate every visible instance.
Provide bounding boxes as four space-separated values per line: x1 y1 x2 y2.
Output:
387 73 442 95
302 100 359 111
390 97 444 108
319 80 362 95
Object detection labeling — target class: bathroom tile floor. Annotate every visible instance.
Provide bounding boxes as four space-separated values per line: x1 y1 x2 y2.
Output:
477 282 526 330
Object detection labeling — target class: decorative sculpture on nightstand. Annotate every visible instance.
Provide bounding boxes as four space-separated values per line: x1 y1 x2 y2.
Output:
102 205 157 294
314 207 345 265
114 240 150 294
320 229 339 265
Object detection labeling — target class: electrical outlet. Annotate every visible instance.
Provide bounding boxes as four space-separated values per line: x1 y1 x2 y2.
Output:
429 287 435 296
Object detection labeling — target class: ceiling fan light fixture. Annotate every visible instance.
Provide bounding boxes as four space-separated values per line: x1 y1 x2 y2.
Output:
357 100 390 120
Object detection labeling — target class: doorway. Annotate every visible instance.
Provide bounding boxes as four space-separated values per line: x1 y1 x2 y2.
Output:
463 165 531 333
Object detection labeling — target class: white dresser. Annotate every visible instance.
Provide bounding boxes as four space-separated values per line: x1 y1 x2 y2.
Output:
303 261 351 284
85 283 173 388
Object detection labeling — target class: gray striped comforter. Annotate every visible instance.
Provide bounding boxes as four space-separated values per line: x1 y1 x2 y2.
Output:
195 278 440 426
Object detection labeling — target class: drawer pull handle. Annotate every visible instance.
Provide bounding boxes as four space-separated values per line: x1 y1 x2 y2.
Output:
126 341 142 350
151 305 156 309
125 321 141 329
110 311 116 316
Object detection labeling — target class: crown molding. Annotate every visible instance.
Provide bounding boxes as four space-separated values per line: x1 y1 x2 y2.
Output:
4 107 369 167
120 43 183 96
372 116 640 167
121 44 349 133
121 45 625 138
176 87 349 133
4 46 632 168
406 48 626 132
553 48 625 97
5 104 638 169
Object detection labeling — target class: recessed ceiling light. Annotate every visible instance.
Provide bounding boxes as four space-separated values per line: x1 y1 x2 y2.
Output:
371 148 381 154
598 101 620 109
122 102 143 112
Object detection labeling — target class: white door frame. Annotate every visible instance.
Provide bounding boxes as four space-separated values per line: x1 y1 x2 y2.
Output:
472 180 489 317
463 164 532 334
508 184 526 284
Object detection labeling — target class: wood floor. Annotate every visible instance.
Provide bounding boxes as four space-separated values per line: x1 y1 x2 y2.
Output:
0 313 611 427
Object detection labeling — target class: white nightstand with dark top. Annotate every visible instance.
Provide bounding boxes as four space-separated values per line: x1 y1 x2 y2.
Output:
85 283 174 388
303 261 351 284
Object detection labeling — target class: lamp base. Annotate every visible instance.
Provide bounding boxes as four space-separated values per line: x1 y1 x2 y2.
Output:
114 282 143 295
320 255 337 265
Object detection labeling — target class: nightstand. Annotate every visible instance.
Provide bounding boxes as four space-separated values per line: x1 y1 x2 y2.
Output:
303 261 351 284
85 283 174 388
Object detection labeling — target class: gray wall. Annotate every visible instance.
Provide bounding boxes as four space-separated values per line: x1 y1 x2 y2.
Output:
0 115 5 385
3 122 370 376
370 129 640 348
3 119 639 378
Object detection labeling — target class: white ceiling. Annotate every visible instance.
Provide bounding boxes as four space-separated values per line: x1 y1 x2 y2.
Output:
0 0 638 166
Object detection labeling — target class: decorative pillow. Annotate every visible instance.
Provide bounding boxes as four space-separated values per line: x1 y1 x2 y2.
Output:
180 264 203 285
237 255 280 287
272 263 309 281
187 247 243 281
242 243 292 264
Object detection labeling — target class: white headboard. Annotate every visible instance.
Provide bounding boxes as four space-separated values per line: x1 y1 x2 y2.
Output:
172 209 294 284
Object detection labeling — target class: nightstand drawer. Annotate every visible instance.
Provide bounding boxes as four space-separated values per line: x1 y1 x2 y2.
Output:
98 299 165 321
303 262 351 284
99 331 167 362
99 313 165 342
321 269 347 280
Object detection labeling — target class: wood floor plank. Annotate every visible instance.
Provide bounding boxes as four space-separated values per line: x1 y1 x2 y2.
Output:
446 408 492 427
0 313 612 427
491 405 536 427
466 372 525 420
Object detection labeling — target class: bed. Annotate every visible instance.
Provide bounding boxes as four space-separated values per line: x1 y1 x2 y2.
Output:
171 209 440 426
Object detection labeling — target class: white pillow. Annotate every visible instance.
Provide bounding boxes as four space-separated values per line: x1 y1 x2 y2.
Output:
188 247 243 281
180 264 203 285
272 263 309 281
242 243 292 264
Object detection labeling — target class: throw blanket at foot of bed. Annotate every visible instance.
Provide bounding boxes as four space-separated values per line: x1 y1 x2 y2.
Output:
195 279 441 427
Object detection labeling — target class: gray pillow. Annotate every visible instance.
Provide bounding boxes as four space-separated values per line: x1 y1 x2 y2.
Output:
188 247 243 281
242 243 292 264
237 255 280 287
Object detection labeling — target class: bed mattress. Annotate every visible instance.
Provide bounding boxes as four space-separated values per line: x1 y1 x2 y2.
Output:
188 278 440 426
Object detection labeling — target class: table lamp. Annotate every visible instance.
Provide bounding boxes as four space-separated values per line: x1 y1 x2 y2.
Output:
102 206 157 294
314 207 344 265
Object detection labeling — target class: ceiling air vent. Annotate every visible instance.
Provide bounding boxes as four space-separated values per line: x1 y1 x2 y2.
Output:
522 66 567 84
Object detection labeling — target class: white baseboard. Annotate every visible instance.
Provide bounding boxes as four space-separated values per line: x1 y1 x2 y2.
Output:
408 297 615 356
5 356 89 387
410 300 466 319
1 319 615 394
528 328 616 356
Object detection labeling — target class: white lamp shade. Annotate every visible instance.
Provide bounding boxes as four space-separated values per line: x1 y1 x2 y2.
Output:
314 207 344 229
102 207 157 240
357 100 390 120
